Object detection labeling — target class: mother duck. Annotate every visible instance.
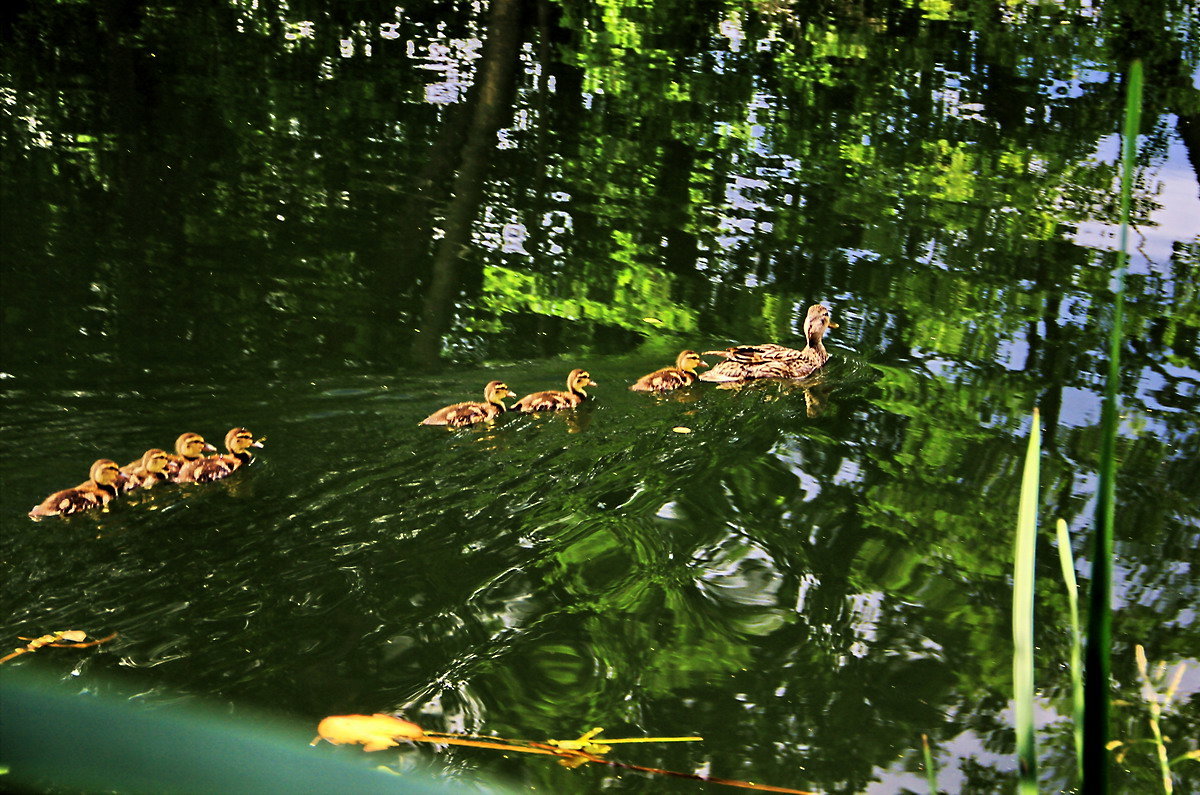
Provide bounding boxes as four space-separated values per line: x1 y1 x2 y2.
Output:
700 304 838 382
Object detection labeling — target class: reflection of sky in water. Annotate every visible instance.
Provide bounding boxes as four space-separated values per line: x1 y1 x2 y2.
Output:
409 37 482 105
1072 123 1200 272
694 535 783 608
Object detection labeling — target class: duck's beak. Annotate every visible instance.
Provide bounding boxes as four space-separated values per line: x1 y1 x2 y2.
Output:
701 350 729 357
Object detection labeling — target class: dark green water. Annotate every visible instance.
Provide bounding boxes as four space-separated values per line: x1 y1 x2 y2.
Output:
2 1 1198 792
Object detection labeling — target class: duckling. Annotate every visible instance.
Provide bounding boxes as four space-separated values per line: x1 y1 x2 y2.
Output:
120 448 172 492
28 459 123 519
177 428 264 483
512 369 596 412
630 350 708 392
421 381 513 427
700 304 838 382
165 432 217 479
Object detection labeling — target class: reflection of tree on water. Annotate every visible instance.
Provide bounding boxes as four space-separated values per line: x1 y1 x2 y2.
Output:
2 0 1198 790
409 0 526 368
382 376 949 790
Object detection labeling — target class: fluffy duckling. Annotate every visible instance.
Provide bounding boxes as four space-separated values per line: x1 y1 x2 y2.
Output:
700 304 838 382
512 369 596 412
177 428 264 483
421 381 513 427
165 432 217 479
28 459 123 519
120 448 172 492
630 350 708 392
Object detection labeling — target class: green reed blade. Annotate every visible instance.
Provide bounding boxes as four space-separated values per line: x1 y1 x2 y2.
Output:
1014 408 1040 794
1057 518 1084 783
922 733 937 794
1083 58 1144 794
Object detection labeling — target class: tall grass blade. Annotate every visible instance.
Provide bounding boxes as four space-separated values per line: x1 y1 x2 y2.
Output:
1056 518 1084 782
1013 408 1040 794
1083 57 1144 794
921 733 937 794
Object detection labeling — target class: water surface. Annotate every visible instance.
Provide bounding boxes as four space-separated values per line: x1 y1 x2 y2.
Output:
2 1 1198 792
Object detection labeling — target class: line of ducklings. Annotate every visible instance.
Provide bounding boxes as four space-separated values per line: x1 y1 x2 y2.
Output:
28 428 264 520
421 304 838 428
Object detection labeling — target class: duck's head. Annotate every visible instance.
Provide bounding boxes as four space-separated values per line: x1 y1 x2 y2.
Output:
804 304 837 341
484 380 512 405
568 368 596 395
175 432 217 459
140 449 170 474
224 427 264 455
89 459 122 487
675 350 709 372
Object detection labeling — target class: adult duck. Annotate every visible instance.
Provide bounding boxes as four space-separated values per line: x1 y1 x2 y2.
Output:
512 369 596 412
700 304 838 382
421 381 513 427
29 459 123 519
629 350 708 392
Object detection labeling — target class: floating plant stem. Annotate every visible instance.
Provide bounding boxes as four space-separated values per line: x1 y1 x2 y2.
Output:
1135 645 1173 793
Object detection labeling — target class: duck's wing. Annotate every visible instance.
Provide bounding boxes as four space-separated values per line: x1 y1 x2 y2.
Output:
630 367 692 392
699 360 757 382
699 358 803 382
176 455 236 483
421 401 499 427
514 390 578 411
743 343 805 361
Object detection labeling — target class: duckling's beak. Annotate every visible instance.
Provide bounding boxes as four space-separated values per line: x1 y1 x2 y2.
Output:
251 440 265 448
828 321 839 328
697 360 710 369
203 443 217 453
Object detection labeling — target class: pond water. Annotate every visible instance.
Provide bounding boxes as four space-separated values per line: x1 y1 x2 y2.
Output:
1 1 1198 792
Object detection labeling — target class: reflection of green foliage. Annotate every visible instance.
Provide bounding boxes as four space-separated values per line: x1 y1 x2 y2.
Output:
477 263 698 333
2 0 1198 792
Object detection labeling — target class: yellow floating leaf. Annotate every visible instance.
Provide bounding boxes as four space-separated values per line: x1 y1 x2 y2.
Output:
642 317 663 325
672 427 692 434
315 714 424 752
60 630 88 643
